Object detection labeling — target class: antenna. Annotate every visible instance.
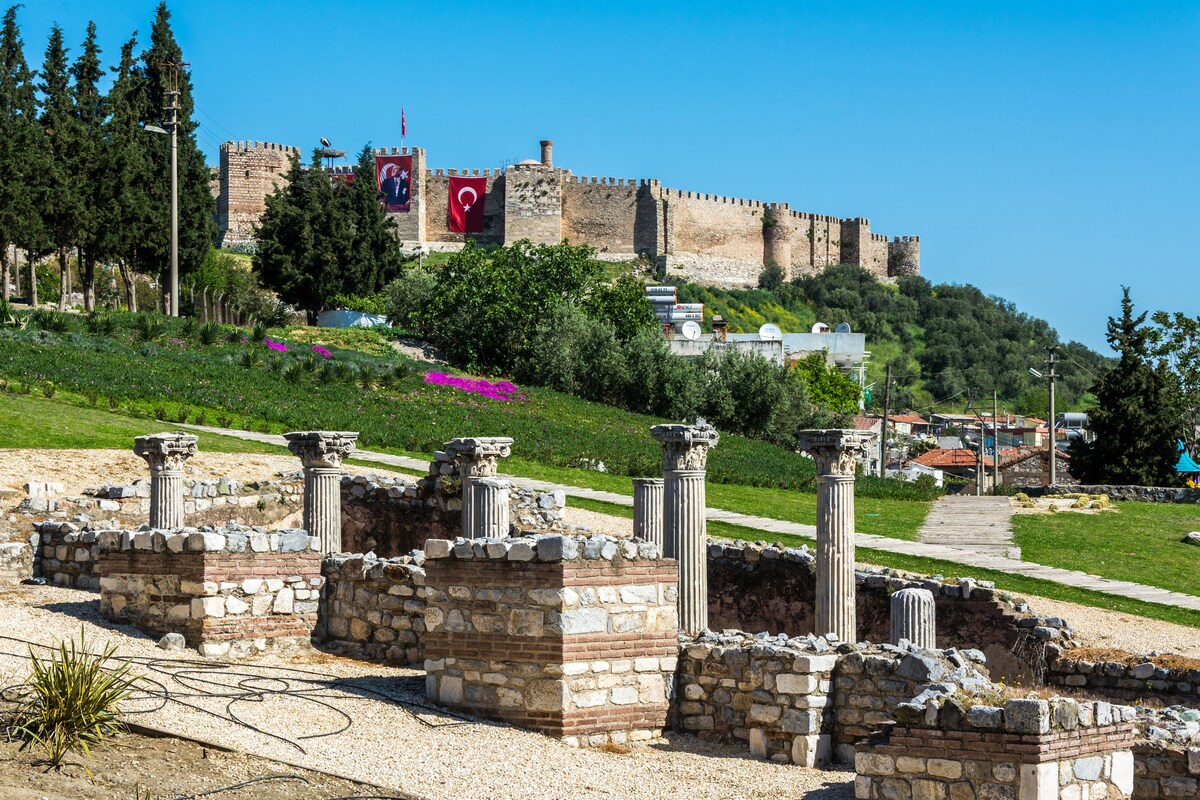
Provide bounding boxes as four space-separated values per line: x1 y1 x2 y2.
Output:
681 321 702 341
759 323 782 341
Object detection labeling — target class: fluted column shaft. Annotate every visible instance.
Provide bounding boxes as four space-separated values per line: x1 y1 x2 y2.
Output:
150 471 185 529
815 473 856 641
665 470 707 634
304 467 343 553
443 437 514 539
632 478 665 551
472 478 511 539
891 588 936 649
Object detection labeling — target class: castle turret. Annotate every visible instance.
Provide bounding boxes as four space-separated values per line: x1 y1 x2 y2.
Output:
888 236 921 277
218 140 301 247
763 203 793 276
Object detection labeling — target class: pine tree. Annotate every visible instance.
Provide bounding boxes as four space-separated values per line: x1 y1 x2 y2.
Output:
0 5 48 303
1070 288 1183 486
138 2 216 311
37 24 82 311
100 33 153 311
71 21 105 310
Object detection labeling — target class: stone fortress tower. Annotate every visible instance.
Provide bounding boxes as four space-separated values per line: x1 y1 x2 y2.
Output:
214 138 919 286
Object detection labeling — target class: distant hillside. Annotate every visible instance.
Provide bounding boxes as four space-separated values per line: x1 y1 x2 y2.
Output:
673 266 1111 416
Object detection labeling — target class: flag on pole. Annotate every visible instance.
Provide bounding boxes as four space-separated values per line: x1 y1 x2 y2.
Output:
448 176 488 233
375 154 412 213
401 106 407 138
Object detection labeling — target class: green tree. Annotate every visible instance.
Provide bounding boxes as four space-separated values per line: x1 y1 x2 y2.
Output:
792 351 862 415
71 21 104 310
138 2 216 307
0 5 47 303
37 24 82 311
339 145 404 294
1070 288 1182 486
1149 310 1200 451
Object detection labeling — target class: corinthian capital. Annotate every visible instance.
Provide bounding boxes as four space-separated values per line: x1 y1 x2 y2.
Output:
650 420 720 472
134 433 199 474
443 436 514 477
796 429 873 476
284 431 359 470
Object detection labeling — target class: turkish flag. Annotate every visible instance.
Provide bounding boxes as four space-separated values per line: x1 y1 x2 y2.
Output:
448 176 488 233
375 154 411 213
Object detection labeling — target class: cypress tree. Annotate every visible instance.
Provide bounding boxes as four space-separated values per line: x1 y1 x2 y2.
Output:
0 5 47 303
37 24 82 311
70 21 104 310
137 2 216 311
1070 288 1183 485
340 145 404 294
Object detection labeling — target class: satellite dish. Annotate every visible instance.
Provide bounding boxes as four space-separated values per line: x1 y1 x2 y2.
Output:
759 323 783 341
811 322 830 334
681 321 702 341
835 322 852 333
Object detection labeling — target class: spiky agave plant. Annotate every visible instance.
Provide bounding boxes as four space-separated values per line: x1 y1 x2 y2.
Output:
8 629 135 770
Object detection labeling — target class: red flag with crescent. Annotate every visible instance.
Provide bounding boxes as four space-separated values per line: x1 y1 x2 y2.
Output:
448 176 487 233
375 154 411 212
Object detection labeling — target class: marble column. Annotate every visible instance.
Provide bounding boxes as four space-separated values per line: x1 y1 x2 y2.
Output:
134 433 199 529
650 421 719 636
891 588 936 649
284 431 358 554
472 478 511 539
797 429 872 643
632 478 665 551
443 437 514 539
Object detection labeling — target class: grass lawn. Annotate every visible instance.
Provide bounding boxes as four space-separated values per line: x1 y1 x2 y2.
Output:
1013 503 1200 599
0 393 285 454
572 496 1200 629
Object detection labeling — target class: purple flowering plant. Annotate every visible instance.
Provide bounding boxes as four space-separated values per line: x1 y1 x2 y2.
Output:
423 372 526 402
264 338 288 353
311 345 332 359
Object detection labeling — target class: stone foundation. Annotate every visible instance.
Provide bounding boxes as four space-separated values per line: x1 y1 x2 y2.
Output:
421 533 678 746
1132 741 1200 798
97 524 323 658
34 521 106 590
1048 652 1200 709
315 551 428 665
856 698 1137 800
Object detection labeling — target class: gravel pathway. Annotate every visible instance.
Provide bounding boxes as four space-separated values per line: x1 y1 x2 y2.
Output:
0 586 854 800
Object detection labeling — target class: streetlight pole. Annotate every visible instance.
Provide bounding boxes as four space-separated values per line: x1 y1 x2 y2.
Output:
1046 346 1058 486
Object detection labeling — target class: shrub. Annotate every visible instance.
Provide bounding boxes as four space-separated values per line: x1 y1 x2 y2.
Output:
1014 492 1030 502
82 387 99 407
179 318 198 338
250 319 269 343
41 381 56 400
153 405 167 421
29 309 71 334
134 313 167 343
198 322 223 346
84 312 117 337
175 406 190 424
7 629 135 769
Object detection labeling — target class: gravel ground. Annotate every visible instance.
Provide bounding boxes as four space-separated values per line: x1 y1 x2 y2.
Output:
0 586 854 800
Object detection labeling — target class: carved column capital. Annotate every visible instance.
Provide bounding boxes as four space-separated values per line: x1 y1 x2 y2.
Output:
133 433 199 475
284 431 359 471
650 420 720 472
443 436 514 478
796 429 873 476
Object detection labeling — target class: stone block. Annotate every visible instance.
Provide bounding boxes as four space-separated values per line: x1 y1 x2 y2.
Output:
191 596 225 618
438 675 463 705
536 534 578 562
792 734 831 769
912 779 948 800
424 539 453 559
794 654 839 673
1019 762 1056 800
1111 750 1134 795
928 759 963 780
1004 699 1049 734
856 752 895 777
225 596 249 615
610 686 638 705
559 607 607 634
272 587 294 614
749 728 767 758
776 673 818 694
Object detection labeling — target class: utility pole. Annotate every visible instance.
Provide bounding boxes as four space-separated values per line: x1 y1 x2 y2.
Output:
880 364 891 477
162 61 182 317
1046 346 1058 486
993 389 1000 490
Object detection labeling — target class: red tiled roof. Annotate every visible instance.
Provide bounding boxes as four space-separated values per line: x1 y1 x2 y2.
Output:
853 417 881 432
889 415 927 424
912 448 994 468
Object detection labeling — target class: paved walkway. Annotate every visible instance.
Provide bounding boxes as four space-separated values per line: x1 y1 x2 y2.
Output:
917 495 1019 559
183 424 1200 613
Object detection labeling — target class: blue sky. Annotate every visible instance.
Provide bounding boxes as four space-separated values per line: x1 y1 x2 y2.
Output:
13 1 1199 352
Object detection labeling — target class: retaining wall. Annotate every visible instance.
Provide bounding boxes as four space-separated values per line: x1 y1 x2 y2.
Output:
315 551 428 665
1028 485 1200 504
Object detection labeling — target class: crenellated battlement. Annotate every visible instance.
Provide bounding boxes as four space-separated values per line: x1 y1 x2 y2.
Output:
214 136 918 282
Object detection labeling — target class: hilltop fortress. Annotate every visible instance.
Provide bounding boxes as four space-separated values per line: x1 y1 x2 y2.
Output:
214 139 919 286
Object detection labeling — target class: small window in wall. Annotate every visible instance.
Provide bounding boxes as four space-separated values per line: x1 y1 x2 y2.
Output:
245 170 250 178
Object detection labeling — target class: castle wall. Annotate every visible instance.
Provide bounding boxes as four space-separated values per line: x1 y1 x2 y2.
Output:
218 141 299 246
560 177 660 256
422 169 505 246
375 146 426 243
659 187 768 287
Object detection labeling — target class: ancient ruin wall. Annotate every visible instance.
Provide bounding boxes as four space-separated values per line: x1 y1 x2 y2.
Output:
503 165 563 244
560 177 660 257
420 168 505 246
218 141 299 246
315 551 427 665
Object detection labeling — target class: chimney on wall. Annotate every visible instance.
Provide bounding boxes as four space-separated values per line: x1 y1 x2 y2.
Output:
540 139 554 168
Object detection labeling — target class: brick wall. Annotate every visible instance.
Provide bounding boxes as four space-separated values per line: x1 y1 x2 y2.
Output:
97 525 322 658
422 533 678 747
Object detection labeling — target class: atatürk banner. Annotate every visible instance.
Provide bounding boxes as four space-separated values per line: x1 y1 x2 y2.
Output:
375 154 412 213
448 175 487 233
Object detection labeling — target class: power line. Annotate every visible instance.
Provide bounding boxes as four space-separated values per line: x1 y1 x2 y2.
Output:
194 104 237 141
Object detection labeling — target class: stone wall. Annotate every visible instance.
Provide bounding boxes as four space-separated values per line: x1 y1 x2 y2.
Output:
560 177 659 256
706 540 1074 683
1027 485 1200 504
315 551 427 665
1133 742 1200 798
34 521 106 589
856 697 1138 800
97 524 323 658
421 533 678 747
504 165 563 244
1048 651 1200 709
421 169 506 245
